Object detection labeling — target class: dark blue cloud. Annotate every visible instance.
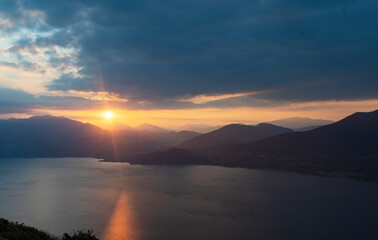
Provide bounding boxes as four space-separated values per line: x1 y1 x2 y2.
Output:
0 88 99 114
1 0 378 108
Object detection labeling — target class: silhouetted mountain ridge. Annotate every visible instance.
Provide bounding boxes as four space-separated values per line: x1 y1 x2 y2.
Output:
178 123 293 149
0 115 105 157
247 110 378 155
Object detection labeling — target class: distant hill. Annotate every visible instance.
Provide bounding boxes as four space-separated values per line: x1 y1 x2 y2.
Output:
109 122 134 131
177 123 293 149
120 129 201 150
269 117 334 130
179 124 221 133
134 123 168 132
163 130 202 144
129 110 378 181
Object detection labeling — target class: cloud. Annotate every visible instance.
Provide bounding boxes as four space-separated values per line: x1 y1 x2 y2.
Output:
0 0 377 110
177 91 263 104
0 88 103 114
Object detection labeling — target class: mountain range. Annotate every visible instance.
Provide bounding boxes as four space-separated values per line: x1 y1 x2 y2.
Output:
0 111 377 180
0 116 200 159
0 116 293 159
129 110 378 181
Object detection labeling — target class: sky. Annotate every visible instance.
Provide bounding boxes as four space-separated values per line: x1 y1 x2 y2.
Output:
0 0 377 129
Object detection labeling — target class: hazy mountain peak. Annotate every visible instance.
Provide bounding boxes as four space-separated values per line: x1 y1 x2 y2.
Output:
256 122 279 127
269 117 334 130
180 124 221 133
135 123 169 132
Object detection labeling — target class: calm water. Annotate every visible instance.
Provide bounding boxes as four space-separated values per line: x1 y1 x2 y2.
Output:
0 158 377 240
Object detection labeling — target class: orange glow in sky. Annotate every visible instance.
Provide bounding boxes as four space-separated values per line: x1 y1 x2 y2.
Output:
18 98 378 131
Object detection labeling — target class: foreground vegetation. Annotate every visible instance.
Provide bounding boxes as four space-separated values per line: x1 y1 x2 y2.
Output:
0 218 99 240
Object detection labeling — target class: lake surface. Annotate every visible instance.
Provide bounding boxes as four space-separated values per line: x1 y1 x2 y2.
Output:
0 158 377 240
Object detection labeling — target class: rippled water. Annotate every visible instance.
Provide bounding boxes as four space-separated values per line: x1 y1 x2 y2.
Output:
0 158 377 240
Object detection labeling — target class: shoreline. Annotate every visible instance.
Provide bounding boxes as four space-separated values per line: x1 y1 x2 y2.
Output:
102 158 378 182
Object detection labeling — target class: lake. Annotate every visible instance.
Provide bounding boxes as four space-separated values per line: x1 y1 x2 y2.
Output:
0 158 377 240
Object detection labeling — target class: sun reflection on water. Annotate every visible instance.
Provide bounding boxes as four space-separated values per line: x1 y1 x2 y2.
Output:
102 191 138 240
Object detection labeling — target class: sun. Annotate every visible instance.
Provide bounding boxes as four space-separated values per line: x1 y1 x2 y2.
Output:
105 111 113 119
